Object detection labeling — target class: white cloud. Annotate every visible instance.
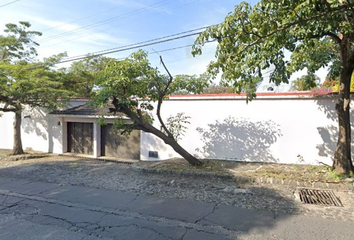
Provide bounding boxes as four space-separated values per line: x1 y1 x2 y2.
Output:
28 16 81 32
76 32 129 46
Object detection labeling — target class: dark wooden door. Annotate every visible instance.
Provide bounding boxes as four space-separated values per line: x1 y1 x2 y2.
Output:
101 124 140 159
67 122 93 154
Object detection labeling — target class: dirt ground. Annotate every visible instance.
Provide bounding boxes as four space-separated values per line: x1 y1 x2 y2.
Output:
1 148 353 186
139 158 354 184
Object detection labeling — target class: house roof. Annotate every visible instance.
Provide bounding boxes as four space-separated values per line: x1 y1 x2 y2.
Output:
51 103 125 117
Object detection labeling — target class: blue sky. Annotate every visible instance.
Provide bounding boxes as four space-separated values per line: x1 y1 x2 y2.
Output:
0 0 326 90
0 0 249 74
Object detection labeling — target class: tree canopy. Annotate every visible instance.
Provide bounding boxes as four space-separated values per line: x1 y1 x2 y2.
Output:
290 73 320 91
193 0 354 174
0 22 69 111
93 50 209 166
58 56 111 98
193 0 352 98
0 22 70 154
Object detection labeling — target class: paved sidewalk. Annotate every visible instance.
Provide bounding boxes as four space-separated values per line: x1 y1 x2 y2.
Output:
1 177 354 240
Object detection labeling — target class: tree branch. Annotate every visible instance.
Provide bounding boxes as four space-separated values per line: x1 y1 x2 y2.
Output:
325 32 342 44
156 56 174 139
0 95 9 103
242 3 353 50
137 108 144 119
160 55 172 80
0 96 20 112
295 31 341 44
111 96 149 132
0 108 16 112
322 0 332 11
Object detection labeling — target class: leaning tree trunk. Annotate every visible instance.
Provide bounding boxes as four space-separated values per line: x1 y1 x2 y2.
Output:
12 110 24 155
333 67 354 174
142 121 203 166
160 132 203 166
115 102 204 166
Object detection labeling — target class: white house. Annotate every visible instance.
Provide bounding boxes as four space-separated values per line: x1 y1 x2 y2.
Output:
0 92 352 166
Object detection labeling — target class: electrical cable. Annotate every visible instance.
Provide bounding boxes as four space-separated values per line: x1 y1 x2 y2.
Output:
57 31 202 64
0 0 20 8
26 40 214 70
59 26 209 61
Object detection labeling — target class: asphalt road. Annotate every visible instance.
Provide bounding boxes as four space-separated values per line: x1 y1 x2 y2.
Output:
0 177 353 240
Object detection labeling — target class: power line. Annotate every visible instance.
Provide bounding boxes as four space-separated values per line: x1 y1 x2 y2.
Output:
111 44 197 62
24 26 215 70
150 44 194 54
0 0 20 8
26 39 214 71
38 0 174 43
57 31 203 64
57 40 215 66
60 26 209 61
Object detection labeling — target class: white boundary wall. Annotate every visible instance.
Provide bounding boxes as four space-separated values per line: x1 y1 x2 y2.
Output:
141 93 354 166
0 99 87 154
1 93 353 166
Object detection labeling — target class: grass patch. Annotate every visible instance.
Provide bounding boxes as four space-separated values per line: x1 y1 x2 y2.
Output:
125 158 354 184
146 159 229 175
325 167 354 181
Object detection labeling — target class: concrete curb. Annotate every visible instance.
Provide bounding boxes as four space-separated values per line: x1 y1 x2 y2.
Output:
58 154 137 164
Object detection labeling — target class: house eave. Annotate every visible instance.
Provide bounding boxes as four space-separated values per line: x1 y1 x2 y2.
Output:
53 114 130 120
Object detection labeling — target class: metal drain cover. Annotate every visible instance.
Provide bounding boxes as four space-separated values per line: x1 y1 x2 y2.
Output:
298 188 343 207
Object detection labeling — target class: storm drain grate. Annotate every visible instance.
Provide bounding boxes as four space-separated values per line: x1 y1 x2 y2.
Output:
298 188 343 207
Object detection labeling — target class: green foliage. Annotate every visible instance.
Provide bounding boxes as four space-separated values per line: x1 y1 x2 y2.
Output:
0 21 72 155
112 118 134 136
59 55 110 97
202 84 234 94
93 50 211 114
170 73 211 95
0 22 70 112
326 167 354 181
290 73 320 91
192 0 353 100
93 50 158 107
112 118 125 129
93 50 205 167
166 112 191 141
97 115 108 126
0 21 41 61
